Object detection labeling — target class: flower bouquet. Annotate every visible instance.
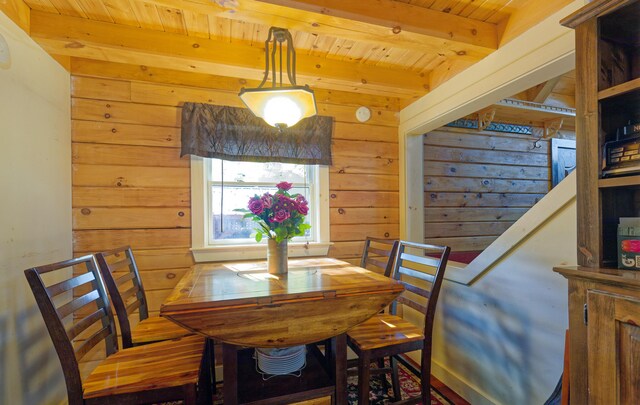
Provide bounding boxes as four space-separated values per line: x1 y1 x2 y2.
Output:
235 182 311 274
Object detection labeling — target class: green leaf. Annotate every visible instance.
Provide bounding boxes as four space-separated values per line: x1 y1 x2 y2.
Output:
258 222 271 234
255 232 263 243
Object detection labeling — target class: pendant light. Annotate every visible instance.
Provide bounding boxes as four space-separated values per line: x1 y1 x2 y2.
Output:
239 27 317 130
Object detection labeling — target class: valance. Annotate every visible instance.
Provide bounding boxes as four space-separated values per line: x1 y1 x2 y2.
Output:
180 103 333 165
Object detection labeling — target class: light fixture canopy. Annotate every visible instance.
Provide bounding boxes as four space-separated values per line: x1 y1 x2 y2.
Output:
239 27 317 130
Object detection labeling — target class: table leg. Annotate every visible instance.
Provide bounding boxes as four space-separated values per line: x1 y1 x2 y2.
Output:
222 343 238 405
331 333 347 405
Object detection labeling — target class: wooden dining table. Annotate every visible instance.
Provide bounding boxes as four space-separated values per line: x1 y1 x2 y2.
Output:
160 257 404 405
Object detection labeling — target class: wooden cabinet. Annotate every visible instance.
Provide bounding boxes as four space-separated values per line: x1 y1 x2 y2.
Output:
554 267 640 404
555 0 640 403
587 290 640 404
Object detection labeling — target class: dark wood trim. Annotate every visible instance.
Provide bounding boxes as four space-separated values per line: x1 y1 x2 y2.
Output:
560 0 636 28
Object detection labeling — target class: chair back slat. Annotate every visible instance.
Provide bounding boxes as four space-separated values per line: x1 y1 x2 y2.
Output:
109 257 133 272
67 308 108 341
115 271 136 287
24 255 118 405
396 295 427 314
397 266 436 284
74 326 113 362
389 241 450 338
367 246 392 258
119 284 141 303
399 251 442 269
360 237 400 277
96 246 149 348
48 272 95 298
126 299 143 316
367 257 390 271
400 281 431 299
57 290 101 320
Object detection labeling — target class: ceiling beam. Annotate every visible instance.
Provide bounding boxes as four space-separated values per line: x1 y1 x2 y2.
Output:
143 0 495 60
69 58 405 110
29 10 428 98
428 59 476 92
526 75 562 104
253 0 497 50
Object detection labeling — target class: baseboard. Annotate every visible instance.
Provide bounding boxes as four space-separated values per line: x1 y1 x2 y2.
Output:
430 359 497 405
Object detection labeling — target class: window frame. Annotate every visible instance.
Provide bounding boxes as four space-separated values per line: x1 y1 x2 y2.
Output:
190 156 331 262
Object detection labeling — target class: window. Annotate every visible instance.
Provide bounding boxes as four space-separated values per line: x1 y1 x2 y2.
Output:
191 156 330 262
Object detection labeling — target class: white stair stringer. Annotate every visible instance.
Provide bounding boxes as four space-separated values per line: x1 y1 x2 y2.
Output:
444 170 577 285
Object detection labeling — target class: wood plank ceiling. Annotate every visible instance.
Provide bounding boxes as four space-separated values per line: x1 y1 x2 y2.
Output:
21 0 574 104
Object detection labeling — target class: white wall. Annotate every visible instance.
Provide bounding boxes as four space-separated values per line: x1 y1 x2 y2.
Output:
428 186 576 404
0 11 71 405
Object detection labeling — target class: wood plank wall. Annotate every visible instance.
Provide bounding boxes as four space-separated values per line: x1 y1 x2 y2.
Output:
69 60 400 374
70 60 400 318
424 126 554 254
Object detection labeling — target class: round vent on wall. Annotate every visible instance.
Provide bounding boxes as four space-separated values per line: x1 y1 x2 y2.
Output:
356 106 371 123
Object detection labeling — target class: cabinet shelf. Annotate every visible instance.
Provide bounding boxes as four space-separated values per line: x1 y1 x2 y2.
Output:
598 77 640 100
554 265 640 289
599 175 640 188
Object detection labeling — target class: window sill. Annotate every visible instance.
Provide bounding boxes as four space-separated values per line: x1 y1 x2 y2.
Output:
191 242 332 263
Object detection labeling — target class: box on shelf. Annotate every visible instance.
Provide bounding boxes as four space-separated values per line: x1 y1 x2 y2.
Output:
618 218 640 270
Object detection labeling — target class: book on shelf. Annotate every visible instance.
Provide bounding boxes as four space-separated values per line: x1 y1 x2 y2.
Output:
618 217 640 270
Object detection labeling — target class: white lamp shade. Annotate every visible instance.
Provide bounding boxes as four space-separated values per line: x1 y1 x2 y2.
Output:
239 86 317 129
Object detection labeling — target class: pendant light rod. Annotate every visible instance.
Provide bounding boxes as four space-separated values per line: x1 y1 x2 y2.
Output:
239 26 317 129
258 27 298 88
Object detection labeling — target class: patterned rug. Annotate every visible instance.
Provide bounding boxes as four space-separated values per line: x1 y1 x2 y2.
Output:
346 362 451 405
210 361 451 404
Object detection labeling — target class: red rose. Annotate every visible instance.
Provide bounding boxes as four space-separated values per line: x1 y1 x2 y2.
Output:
248 198 264 215
295 195 307 205
276 181 293 191
297 204 309 215
272 210 290 223
261 193 273 208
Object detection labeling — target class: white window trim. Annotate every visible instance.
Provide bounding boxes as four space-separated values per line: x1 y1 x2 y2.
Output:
190 156 331 262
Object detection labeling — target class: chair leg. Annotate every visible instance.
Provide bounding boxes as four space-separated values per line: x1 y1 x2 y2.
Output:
390 355 401 402
208 339 216 392
420 358 431 405
184 383 198 405
358 351 371 405
200 339 214 405
378 357 389 392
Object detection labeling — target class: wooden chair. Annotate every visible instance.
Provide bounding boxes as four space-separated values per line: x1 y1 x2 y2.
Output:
360 237 400 277
24 255 210 405
95 246 193 348
347 241 451 405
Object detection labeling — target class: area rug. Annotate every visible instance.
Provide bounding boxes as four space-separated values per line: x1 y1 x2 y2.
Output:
346 362 452 405
210 361 451 404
